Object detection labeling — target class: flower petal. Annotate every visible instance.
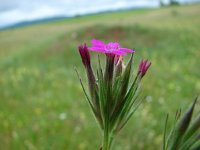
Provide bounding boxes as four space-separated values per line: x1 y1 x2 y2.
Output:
91 39 105 47
112 50 126 56
120 48 135 53
88 47 106 53
107 42 120 48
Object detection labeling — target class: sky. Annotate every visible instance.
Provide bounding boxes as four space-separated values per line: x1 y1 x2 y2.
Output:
0 0 199 28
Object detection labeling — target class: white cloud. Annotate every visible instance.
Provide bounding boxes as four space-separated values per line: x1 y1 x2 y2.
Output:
0 0 160 28
0 6 63 27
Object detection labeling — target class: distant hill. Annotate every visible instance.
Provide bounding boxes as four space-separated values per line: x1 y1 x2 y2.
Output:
0 7 151 31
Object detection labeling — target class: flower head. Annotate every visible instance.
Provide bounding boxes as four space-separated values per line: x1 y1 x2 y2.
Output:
138 59 151 78
78 44 91 67
77 40 152 150
88 39 135 56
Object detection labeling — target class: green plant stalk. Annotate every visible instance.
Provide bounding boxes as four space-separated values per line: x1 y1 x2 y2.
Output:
102 132 115 150
103 126 110 150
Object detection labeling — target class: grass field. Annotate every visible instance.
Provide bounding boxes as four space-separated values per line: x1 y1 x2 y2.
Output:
0 4 200 150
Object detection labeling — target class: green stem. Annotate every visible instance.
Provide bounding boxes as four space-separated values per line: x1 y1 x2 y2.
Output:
108 132 114 150
102 128 115 150
102 54 115 150
103 129 109 150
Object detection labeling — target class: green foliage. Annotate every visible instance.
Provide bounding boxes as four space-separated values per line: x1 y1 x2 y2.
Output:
163 97 200 150
78 52 144 150
0 4 200 150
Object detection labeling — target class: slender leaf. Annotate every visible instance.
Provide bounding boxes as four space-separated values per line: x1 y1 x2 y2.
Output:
169 99 197 150
163 114 169 150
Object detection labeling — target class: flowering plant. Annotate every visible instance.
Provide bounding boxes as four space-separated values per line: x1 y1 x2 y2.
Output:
77 39 151 150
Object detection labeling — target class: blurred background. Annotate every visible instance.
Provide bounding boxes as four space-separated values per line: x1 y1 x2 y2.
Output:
0 0 200 149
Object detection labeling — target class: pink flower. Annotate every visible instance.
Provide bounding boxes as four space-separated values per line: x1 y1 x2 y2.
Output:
88 39 135 56
138 59 151 78
78 44 91 67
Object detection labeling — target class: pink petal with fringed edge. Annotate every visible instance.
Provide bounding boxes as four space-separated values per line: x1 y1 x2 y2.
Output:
112 50 126 56
88 47 106 53
120 48 135 53
107 42 120 48
91 39 105 48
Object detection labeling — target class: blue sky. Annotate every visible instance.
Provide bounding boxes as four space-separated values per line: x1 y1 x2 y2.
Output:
0 0 199 28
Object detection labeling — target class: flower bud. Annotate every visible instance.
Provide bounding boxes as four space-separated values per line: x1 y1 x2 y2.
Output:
138 59 151 78
78 43 98 110
78 44 91 67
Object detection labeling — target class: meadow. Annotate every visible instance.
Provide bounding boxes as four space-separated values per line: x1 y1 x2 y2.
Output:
0 4 200 150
